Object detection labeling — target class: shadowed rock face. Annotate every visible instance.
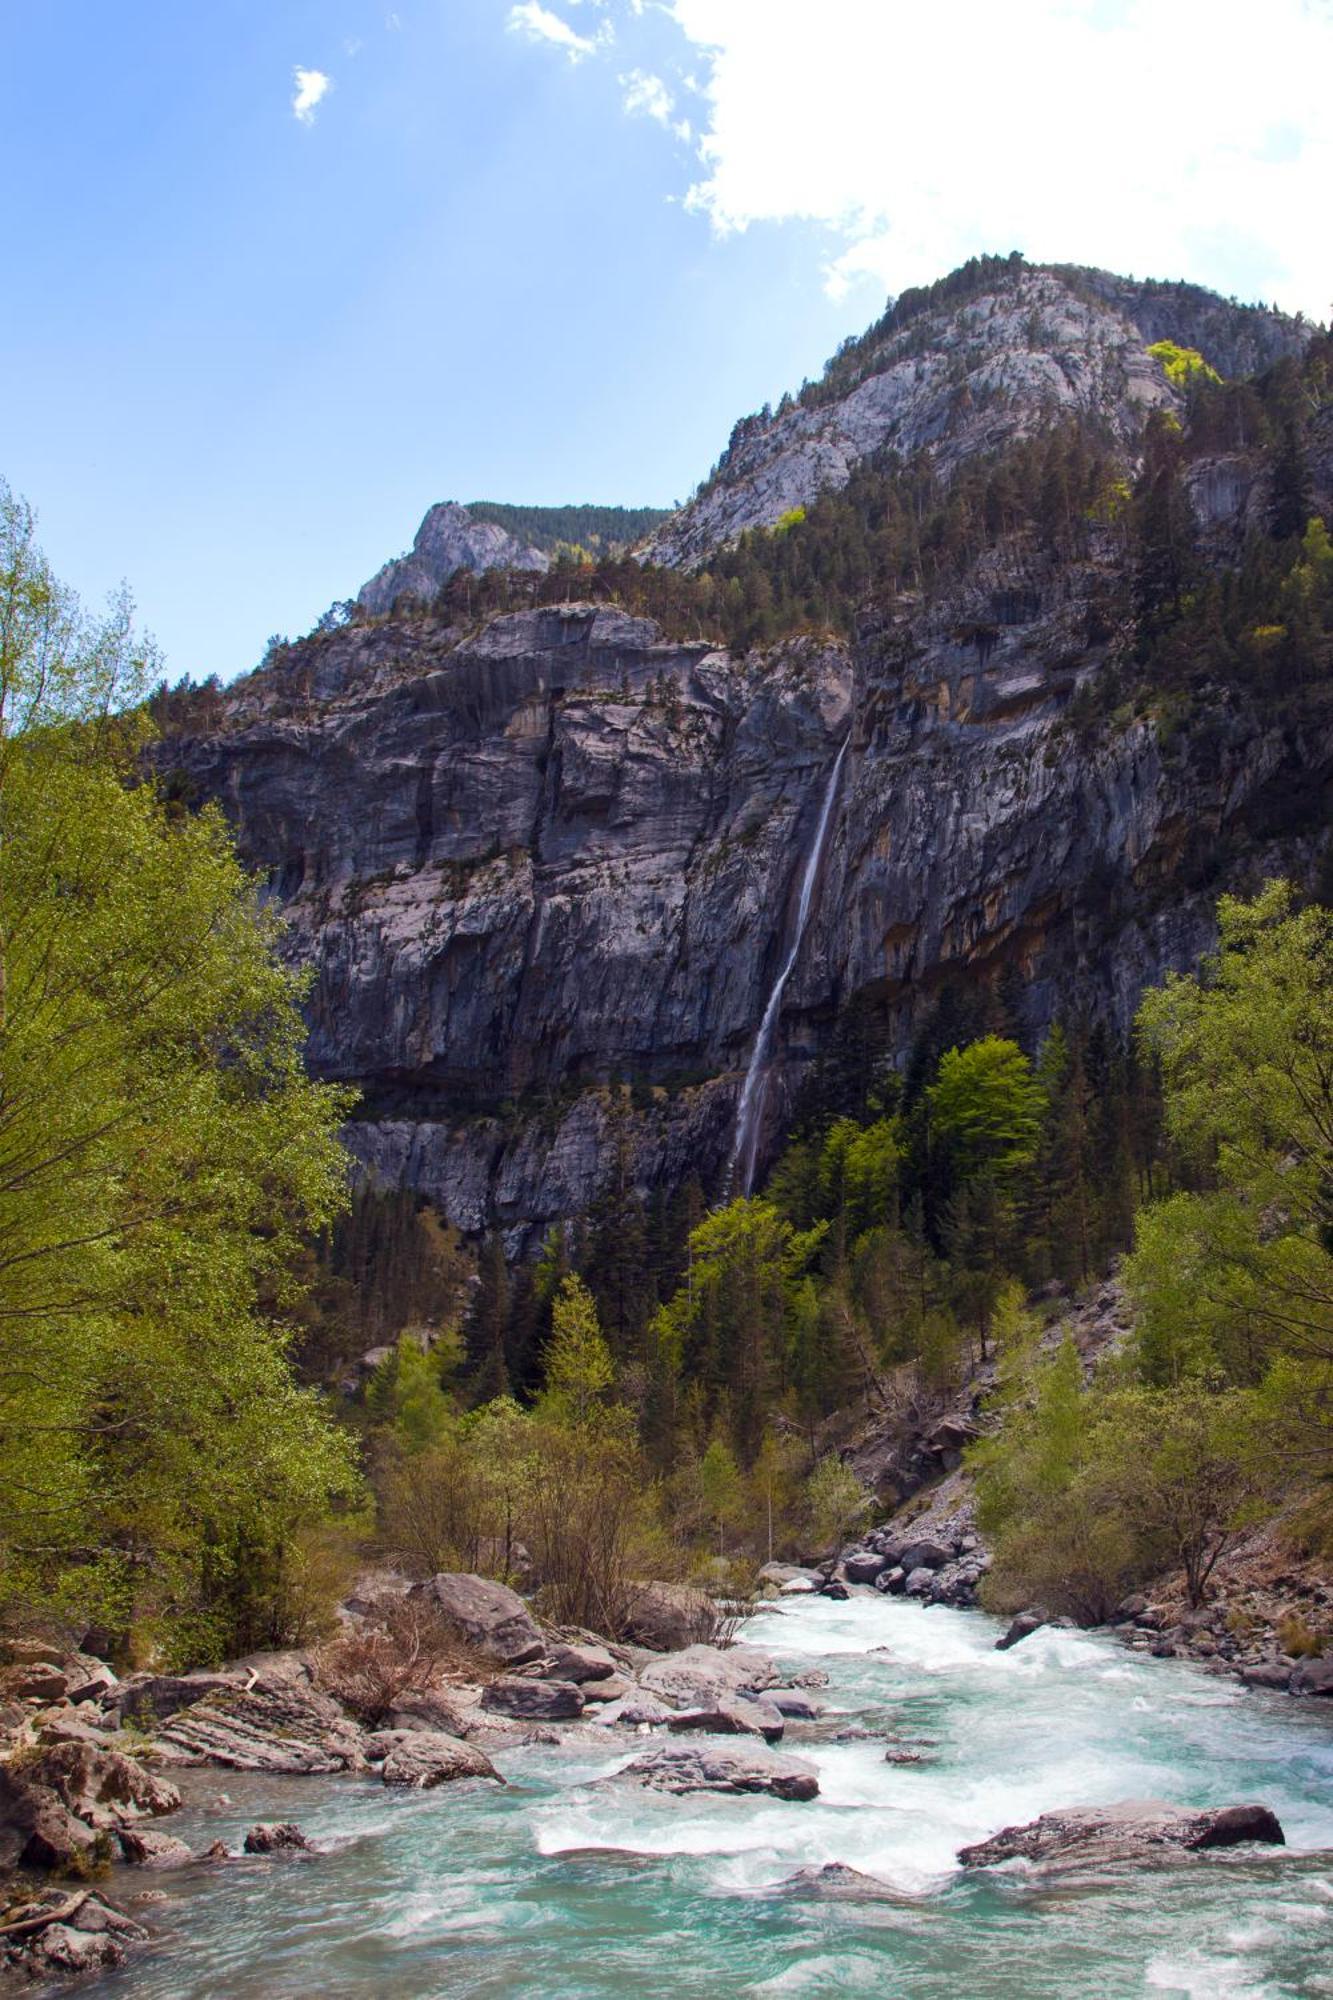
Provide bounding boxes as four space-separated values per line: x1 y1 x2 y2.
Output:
164 541 1333 1248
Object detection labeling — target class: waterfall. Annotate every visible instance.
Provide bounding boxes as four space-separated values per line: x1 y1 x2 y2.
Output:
730 736 850 1198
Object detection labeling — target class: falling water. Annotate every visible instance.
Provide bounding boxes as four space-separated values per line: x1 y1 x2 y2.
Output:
730 736 850 1196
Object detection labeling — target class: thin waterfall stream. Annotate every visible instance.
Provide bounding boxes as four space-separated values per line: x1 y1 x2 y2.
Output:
731 736 850 1197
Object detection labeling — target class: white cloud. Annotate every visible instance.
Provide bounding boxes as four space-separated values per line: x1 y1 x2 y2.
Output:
507 3 607 62
291 66 331 125
620 68 690 140
658 0 1331 320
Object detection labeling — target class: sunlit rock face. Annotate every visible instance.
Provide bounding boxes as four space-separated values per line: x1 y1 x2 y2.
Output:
643 265 1308 569
357 501 547 615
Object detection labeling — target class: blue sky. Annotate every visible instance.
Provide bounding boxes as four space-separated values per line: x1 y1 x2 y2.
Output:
4 0 1329 682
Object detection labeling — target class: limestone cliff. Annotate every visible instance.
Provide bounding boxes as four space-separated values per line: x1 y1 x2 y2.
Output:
357 502 547 615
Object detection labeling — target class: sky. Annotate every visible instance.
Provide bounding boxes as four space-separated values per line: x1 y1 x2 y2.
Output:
4 0 1330 682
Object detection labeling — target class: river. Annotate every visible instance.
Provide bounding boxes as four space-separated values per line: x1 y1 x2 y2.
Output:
91 1593 1333 1998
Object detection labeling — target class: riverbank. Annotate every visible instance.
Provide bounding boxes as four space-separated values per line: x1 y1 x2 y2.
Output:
7 1591 1331 1999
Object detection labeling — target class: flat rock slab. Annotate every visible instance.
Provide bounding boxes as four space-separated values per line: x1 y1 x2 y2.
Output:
639 1644 776 1709
620 1744 819 1802
481 1678 584 1721
159 1674 364 1774
543 1643 617 1684
959 1800 1285 1870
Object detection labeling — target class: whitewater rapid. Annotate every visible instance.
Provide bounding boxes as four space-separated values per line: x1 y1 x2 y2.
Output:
91 1593 1333 1999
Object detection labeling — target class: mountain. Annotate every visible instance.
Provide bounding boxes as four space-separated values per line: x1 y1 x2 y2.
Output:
646 255 1310 567
356 501 673 615
159 258 1333 1249
357 502 548 614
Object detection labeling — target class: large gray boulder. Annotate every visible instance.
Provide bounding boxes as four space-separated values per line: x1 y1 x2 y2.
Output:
1291 1656 1333 1696
622 1581 718 1652
413 1573 544 1666
118 1827 195 1868
369 1730 502 1788
543 1642 617 1683
959 1800 1285 1870
638 1644 775 1709
620 1743 819 1802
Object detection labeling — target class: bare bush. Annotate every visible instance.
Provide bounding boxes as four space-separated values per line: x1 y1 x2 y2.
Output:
312 1594 491 1726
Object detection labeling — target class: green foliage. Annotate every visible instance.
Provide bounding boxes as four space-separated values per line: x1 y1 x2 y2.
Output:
540 1273 615 1423
0 489 361 1661
1147 339 1222 390
927 1037 1046 1179
463 501 671 556
804 1454 873 1552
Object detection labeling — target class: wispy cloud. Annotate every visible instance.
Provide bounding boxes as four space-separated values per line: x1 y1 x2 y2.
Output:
507 2 607 63
620 68 690 141
291 66 331 125
508 0 1332 323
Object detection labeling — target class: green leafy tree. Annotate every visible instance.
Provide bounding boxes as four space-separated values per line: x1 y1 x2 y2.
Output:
541 1274 615 1424
0 488 359 1659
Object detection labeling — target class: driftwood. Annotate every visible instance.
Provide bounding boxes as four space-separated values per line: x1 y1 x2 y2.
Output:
0 1891 92 1941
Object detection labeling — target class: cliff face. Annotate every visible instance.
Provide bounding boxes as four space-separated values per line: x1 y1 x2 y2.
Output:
164 262 1329 1246
169 551 1333 1249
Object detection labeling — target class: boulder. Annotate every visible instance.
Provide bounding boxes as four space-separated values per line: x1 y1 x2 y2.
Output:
372 1729 502 1788
159 1669 364 1773
780 1576 819 1595
543 1642 617 1683
0 1894 149 1983
412 1573 544 1666
386 1688 469 1736
480 1677 584 1721
590 1691 675 1728
620 1743 820 1801
118 1827 194 1868
959 1800 1285 1870
875 1567 906 1595
904 1567 935 1596
899 1539 951 1573
0 1768 97 1872
578 1674 634 1705
757 1564 821 1590
841 1551 888 1585
1238 1662 1292 1692
767 1690 823 1720
4 1663 70 1703
821 1580 850 1600
1291 1655 1333 1696
638 1644 775 1709
18 1741 180 1829
665 1696 785 1743
996 1612 1046 1652
243 1821 313 1853
622 1581 717 1652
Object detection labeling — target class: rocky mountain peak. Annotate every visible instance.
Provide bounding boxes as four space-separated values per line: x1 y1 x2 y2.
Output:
357 500 548 616
645 257 1311 569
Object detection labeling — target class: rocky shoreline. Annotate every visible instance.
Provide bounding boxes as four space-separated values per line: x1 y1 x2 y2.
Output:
3 1539 1329 1989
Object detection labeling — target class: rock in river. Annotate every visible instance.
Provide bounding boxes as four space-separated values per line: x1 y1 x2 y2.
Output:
620 1744 820 1802
959 1800 1285 1870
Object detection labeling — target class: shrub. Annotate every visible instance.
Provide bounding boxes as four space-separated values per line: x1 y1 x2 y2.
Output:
313 1595 491 1726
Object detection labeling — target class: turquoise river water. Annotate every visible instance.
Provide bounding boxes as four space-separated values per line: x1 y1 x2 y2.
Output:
89 1593 1333 1998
